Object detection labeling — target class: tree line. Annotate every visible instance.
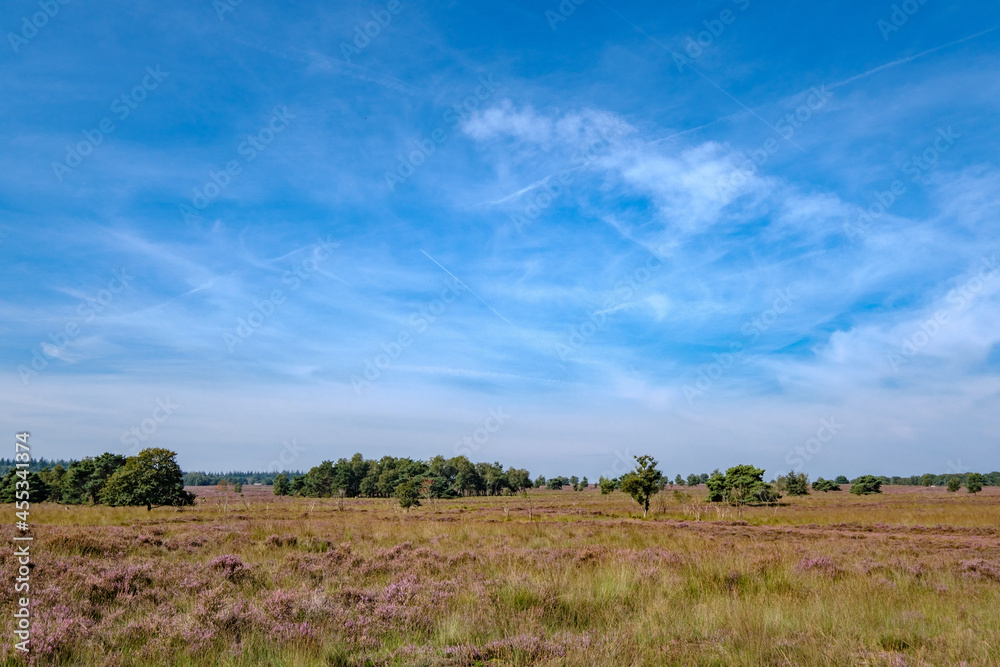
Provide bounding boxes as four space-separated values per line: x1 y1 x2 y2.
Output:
270 453 533 501
0 449 193 510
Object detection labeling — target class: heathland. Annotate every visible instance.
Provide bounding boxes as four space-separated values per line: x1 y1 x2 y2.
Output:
3 484 999 666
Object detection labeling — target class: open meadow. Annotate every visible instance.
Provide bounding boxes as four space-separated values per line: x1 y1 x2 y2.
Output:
3 485 1000 666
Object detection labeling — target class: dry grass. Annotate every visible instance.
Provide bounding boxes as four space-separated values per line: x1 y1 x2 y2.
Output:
3 485 999 665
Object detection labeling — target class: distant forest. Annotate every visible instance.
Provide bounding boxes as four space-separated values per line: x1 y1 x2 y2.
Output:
0 458 997 490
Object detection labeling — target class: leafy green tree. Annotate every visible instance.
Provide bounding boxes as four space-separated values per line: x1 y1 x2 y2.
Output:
947 476 962 492
674 474 684 486
812 477 840 492
706 465 780 504
505 468 532 492
966 473 984 495
849 475 882 495
0 470 50 503
395 479 421 511
598 476 616 495
705 469 727 502
686 473 701 487
99 448 195 511
834 475 850 485
232 481 243 493
620 455 662 518
273 473 290 496
534 475 546 489
785 471 810 496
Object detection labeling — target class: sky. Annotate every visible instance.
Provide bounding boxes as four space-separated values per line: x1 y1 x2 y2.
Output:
2 0 999 480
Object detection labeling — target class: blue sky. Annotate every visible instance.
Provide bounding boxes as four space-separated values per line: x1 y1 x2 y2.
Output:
2 0 999 479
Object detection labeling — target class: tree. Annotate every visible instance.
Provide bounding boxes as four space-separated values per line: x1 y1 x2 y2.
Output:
686 473 701 487
619 455 662 518
812 477 840 492
232 481 243 493
395 479 421 511
506 468 532 492
100 448 195 511
849 475 882 495
920 473 935 487
834 475 850 485
785 471 810 496
598 476 616 495
966 473 984 495
706 469 727 502
947 476 961 493
579 476 588 490
674 474 684 486
706 465 780 505
534 475 546 489
0 470 50 503
273 473 290 496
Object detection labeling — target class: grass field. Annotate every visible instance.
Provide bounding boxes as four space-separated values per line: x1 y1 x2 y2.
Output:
3 485 999 666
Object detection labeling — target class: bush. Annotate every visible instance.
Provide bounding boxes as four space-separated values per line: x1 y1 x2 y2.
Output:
785 472 810 496
395 479 421 511
598 476 616 495
812 477 840 492
966 473 984 495
100 448 195 510
850 475 882 495
947 477 962 493
707 465 780 505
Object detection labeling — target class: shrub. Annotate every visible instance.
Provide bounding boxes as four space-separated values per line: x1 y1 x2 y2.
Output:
850 475 882 495
966 473 984 495
812 477 840 492
947 477 962 493
707 465 780 505
785 472 810 496
620 455 662 518
395 480 421 511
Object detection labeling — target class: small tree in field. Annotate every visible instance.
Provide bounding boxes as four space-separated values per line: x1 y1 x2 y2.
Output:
966 473 984 495
947 476 961 493
395 479 421 512
620 455 662 518
100 448 195 511
785 471 810 496
850 475 882 495
273 473 290 496
598 476 616 495
812 477 840 492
